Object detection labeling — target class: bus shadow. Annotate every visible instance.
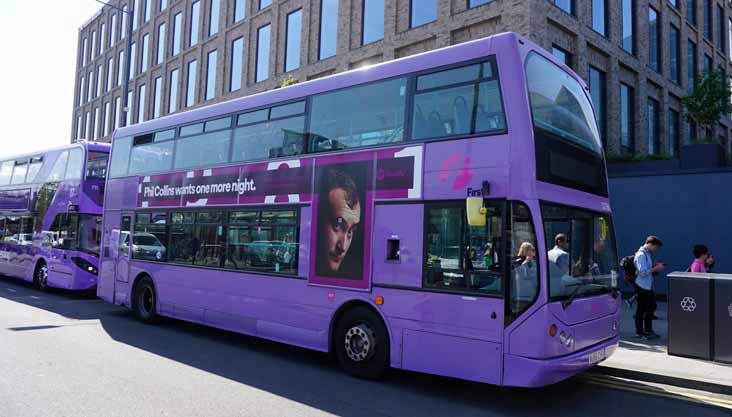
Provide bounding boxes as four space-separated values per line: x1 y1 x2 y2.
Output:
0 275 104 321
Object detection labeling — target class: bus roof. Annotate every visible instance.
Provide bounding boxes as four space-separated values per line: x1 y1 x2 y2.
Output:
0 141 110 163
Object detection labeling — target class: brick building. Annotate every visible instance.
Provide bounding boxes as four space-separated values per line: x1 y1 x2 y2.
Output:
71 0 732 158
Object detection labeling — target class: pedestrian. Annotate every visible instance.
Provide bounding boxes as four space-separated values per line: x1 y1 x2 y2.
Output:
689 244 710 273
633 236 665 340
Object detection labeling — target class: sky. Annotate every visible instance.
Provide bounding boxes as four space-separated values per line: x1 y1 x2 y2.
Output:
0 0 102 158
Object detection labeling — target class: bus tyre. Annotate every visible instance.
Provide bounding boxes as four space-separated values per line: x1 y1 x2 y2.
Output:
335 306 389 380
34 262 49 292
133 276 158 324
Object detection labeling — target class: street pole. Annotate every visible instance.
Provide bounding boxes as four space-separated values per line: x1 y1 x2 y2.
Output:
95 0 134 128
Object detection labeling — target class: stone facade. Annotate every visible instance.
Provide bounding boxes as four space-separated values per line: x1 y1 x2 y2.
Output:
71 0 732 158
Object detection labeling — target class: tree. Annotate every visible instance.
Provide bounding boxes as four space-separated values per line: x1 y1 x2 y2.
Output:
279 74 299 88
682 69 732 141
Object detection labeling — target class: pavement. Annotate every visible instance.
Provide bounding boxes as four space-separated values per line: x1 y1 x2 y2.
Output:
593 299 732 395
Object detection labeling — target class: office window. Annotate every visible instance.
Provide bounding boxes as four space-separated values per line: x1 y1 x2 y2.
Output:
648 6 660 72
620 83 634 151
88 70 93 101
153 77 162 119
172 13 182 56
551 45 572 68
85 112 90 138
81 37 87 66
144 0 151 22
133 0 139 31
256 24 270 82
186 60 197 107
114 96 121 129
209 0 220 37
410 0 437 28
592 0 607 36
78 76 84 106
668 0 677 8
91 31 96 59
111 14 117 45
107 57 114 92
121 5 128 39
717 5 724 51
100 23 106 54
125 91 132 126
319 0 338 60
260 0 272 9
234 0 245 22
704 53 712 76
647 98 659 155
469 0 491 7
129 42 136 79
589 66 606 147
668 109 680 157
190 1 200 47
363 0 384 45
169 68 179 113
93 107 99 139
230 38 243 91
155 23 165 66
670 25 680 84
160 0 167 10
138 84 147 123
554 0 573 15
96 64 103 97
622 0 634 54
688 40 697 92
205 50 217 101
704 0 712 40
729 18 732 60
688 0 697 25
285 10 302 72
141 33 149 73
117 50 124 87
104 101 111 136
76 115 82 140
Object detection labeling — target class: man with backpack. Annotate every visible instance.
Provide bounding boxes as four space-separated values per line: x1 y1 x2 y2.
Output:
632 236 665 340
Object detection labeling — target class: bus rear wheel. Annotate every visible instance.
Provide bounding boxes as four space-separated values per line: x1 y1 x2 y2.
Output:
335 306 389 379
34 262 49 292
133 276 158 324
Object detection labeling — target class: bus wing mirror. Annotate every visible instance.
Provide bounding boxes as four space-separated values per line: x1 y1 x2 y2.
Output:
466 197 487 227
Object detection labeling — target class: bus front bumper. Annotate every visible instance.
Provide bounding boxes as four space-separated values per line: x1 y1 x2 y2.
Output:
502 335 619 387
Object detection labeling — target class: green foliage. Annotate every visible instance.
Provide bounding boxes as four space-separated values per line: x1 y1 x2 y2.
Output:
279 75 299 88
606 153 672 163
689 136 721 145
682 69 732 133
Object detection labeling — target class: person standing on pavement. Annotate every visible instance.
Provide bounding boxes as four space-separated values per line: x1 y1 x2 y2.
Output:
634 236 665 339
690 244 710 273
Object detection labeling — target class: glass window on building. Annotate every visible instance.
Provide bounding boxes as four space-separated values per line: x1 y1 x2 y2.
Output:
186 60 197 107
688 40 698 93
259 0 272 9
122 5 128 39
285 10 302 72
160 0 167 11
114 96 121 128
688 0 697 25
100 23 106 54
620 83 634 151
622 0 635 54
319 0 338 60
117 50 124 86
554 0 573 15
172 13 182 56
141 33 149 73
93 107 100 139
209 0 220 37
230 38 244 91
88 70 93 101
144 0 150 22
111 14 117 45
137 84 147 123
469 0 492 7
153 77 162 119
648 6 660 72
190 1 200 47
717 5 725 51
104 101 111 136
91 30 96 59
205 50 217 101
81 37 87 66
589 66 606 147
256 24 270 82
132 0 139 31
362 0 384 45
410 0 437 28
551 45 572 68
704 0 712 40
704 53 712 77
670 25 680 84
96 65 102 97
234 0 245 22
668 108 680 157
157 23 166 65
592 0 607 36
647 98 659 155
107 57 114 91
169 68 179 114
125 91 132 126
129 42 136 79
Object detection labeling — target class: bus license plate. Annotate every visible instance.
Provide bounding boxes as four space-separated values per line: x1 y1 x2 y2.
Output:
588 350 606 364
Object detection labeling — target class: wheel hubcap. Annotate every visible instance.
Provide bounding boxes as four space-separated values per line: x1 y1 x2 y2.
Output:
141 287 153 314
38 266 48 288
344 324 376 362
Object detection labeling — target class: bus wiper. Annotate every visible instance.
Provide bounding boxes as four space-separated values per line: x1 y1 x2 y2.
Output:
562 282 587 310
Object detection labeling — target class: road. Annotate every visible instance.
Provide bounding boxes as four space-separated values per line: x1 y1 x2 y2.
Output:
0 277 729 417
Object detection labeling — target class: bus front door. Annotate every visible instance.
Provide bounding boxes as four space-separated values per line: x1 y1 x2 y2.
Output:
114 214 132 304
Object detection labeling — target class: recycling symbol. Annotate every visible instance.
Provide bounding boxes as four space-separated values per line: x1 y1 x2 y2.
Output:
728 302 732 318
680 297 697 312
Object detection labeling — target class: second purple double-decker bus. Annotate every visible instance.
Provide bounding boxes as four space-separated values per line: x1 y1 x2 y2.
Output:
0 141 110 290
98 32 620 387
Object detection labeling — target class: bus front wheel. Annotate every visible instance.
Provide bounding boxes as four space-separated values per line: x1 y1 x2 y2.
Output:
34 261 49 292
133 276 158 324
335 306 389 379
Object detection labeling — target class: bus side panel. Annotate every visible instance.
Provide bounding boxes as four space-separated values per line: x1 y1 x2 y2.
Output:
98 211 121 303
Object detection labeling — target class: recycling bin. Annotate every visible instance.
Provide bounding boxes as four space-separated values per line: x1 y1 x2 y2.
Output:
713 274 732 364
667 273 712 360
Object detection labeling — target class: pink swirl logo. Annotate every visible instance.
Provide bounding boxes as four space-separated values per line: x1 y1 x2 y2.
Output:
439 154 473 190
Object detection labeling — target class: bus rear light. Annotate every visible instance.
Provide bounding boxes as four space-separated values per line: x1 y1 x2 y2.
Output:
549 324 557 337
375 296 384 305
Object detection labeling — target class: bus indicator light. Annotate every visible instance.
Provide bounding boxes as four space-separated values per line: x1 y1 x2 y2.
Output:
375 296 384 305
549 324 557 337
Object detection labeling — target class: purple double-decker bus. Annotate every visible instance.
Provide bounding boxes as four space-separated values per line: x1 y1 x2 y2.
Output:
0 141 110 291
98 32 620 387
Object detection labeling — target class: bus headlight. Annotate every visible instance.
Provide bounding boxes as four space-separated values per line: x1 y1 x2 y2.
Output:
71 257 98 276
